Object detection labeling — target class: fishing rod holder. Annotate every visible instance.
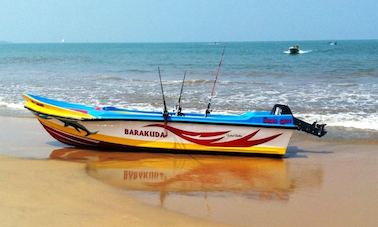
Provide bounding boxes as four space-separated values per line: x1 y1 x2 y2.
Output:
271 104 327 137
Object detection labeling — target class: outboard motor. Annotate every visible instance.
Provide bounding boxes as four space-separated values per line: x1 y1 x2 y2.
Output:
271 104 327 137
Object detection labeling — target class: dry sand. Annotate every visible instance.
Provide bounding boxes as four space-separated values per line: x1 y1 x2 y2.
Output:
0 116 377 227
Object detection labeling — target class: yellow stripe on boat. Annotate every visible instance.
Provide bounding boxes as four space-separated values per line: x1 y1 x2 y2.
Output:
23 94 94 120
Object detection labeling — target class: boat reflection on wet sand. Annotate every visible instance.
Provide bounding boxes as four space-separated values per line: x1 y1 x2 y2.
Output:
50 148 322 205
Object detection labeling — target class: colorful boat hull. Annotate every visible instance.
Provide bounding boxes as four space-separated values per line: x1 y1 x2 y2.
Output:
24 94 320 156
37 116 293 155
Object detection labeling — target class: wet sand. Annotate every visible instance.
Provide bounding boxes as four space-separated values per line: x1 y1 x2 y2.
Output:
0 155 226 227
0 116 377 226
0 117 222 227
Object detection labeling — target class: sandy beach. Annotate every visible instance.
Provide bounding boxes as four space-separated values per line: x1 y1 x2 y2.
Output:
0 117 224 227
1 1 377 226
0 116 377 227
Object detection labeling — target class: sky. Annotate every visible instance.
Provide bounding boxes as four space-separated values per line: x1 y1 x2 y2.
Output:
0 0 377 43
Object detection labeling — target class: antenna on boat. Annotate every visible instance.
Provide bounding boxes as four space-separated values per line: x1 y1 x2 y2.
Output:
175 71 187 116
158 67 169 120
205 46 225 117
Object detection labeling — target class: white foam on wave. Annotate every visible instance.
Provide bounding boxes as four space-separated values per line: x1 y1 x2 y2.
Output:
108 103 242 116
297 113 378 131
0 98 24 110
299 50 312 54
163 79 232 86
1 93 376 132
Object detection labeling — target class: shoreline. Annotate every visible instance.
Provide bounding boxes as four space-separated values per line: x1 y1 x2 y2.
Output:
0 116 377 226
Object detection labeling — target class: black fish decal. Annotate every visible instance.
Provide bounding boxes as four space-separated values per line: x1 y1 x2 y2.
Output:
58 118 98 136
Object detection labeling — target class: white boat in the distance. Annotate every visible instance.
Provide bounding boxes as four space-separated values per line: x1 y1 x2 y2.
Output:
284 45 312 54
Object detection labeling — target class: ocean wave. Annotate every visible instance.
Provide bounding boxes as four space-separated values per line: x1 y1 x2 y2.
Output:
1 95 377 132
0 56 93 65
332 83 358 87
162 79 234 86
127 69 152 73
352 68 377 77
296 113 378 131
95 75 125 81
0 98 24 110
0 56 60 64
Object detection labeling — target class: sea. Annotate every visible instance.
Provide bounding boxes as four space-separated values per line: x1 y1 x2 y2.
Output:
1 40 377 138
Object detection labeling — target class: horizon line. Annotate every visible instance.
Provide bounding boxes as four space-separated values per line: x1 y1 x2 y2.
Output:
1 38 377 44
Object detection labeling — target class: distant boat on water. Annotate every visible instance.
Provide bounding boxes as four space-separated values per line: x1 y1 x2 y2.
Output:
287 45 300 54
283 45 312 55
329 41 337 46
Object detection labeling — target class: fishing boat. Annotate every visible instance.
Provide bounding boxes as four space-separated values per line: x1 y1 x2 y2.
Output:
23 49 326 157
23 93 326 157
287 45 300 54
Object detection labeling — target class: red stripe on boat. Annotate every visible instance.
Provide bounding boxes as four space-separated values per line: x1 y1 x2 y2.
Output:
45 127 98 147
146 124 282 147
43 126 87 147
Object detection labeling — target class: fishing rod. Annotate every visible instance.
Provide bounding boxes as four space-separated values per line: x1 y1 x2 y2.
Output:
175 71 187 116
158 67 169 119
205 46 225 117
